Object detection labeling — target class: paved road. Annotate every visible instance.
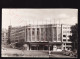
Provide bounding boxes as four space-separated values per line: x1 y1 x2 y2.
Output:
1 47 76 58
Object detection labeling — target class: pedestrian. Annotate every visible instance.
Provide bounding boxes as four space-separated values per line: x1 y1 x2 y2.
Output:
49 50 51 56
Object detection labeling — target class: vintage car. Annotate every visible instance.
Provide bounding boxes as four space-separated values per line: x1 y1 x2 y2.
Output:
62 49 77 57
62 50 72 56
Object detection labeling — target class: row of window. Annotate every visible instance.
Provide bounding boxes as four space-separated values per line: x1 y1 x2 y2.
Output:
63 27 70 29
63 31 71 33
11 29 25 34
63 35 71 38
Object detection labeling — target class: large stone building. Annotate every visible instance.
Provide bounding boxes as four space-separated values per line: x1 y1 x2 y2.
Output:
8 24 72 51
2 29 8 46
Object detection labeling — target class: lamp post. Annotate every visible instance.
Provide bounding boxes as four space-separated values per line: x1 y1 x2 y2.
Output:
49 41 51 56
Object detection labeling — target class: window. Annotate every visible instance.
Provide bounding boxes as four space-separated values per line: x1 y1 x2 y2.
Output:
37 29 39 35
68 39 71 41
63 27 67 29
37 28 39 30
68 27 70 29
29 29 31 36
63 39 66 41
64 43 65 45
33 28 35 30
63 35 66 37
41 28 43 41
28 28 30 30
67 31 70 33
63 31 66 33
15 40 18 42
66 43 72 45
63 47 65 50
32 28 35 35
32 31 34 35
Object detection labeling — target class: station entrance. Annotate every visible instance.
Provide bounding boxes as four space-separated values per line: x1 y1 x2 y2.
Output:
26 42 62 51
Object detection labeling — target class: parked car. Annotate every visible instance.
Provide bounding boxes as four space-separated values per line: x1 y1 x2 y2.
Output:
62 50 72 56
62 49 77 57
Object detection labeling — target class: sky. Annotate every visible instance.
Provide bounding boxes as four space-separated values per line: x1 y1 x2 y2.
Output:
2 9 78 29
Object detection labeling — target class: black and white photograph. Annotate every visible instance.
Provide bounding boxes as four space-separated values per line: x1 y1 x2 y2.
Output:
2 9 78 58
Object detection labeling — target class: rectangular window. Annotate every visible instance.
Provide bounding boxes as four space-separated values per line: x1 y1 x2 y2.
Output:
37 30 39 35
33 28 35 30
37 28 39 41
15 40 18 42
66 43 72 45
32 31 34 35
41 28 43 41
63 47 65 50
32 28 35 37
64 43 65 45
37 28 39 30
63 35 66 37
63 31 66 33
28 28 31 41
28 28 30 30
63 39 66 41
68 39 71 41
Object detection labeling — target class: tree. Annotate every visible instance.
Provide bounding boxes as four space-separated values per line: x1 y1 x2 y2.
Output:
7 39 11 44
69 24 78 50
15 39 24 48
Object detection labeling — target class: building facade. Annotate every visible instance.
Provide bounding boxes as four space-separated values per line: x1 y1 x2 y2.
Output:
8 24 72 51
2 29 8 46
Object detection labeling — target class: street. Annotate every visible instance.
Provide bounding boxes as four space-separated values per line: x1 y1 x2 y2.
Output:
1 47 76 58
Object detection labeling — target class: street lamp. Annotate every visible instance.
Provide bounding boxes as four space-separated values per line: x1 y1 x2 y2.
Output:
49 41 51 56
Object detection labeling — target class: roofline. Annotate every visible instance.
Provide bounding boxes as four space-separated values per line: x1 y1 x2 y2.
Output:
8 24 75 28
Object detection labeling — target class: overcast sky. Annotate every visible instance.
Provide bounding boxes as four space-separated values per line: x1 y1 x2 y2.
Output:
2 9 78 29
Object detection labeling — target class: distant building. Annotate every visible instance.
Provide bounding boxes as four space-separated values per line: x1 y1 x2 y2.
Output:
8 24 72 51
2 29 8 45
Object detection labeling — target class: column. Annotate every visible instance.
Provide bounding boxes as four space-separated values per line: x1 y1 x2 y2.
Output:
31 28 32 42
25 26 26 42
39 28 41 41
61 24 63 42
35 28 37 41
52 27 54 42
56 25 58 42
43 28 45 41
27 29 28 42
61 24 63 50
